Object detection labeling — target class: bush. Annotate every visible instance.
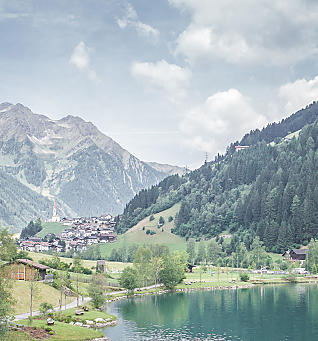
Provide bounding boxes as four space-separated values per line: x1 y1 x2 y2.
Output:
149 215 154 221
158 216 165 226
286 272 297 283
168 216 173 222
44 327 52 332
40 302 54 317
240 273 249 282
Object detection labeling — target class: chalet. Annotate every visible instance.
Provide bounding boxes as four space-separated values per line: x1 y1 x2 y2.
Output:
20 240 36 252
99 232 116 243
86 236 98 246
235 145 249 152
61 228 74 238
28 237 42 243
283 249 308 264
1 259 49 281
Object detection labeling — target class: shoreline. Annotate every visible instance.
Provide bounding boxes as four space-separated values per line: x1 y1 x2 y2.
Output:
104 278 318 305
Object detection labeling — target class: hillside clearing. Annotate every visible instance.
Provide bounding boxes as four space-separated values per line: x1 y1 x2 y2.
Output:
98 203 186 257
36 222 65 238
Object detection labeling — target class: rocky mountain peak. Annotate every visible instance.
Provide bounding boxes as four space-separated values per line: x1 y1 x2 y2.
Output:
0 102 183 229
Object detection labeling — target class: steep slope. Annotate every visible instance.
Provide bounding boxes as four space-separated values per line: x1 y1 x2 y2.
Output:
115 102 318 252
146 162 185 176
0 102 181 229
0 169 51 231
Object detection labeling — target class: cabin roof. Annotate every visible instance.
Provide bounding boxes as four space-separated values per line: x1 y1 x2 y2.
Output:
16 258 50 270
291 249 308 255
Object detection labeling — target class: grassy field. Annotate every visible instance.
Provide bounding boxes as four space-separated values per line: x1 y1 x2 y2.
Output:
16 319 104 341
36 222 65 238
98 203 187 257
12 280 74 314
28 251 131 272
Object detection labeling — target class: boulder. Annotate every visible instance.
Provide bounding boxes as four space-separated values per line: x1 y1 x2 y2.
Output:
74 322 83 327
86 320 94 325
95 318 106 323
75 310 84 315
46 318 54 325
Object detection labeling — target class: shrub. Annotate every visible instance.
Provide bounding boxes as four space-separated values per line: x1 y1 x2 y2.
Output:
44 327 52 332
168 216 173 222
40 302 54 317
149 215 154 221
158 216 165 226
240 273 249 282
49 331 54 335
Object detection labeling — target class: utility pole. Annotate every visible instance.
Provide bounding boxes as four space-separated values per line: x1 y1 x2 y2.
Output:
204 152 208 164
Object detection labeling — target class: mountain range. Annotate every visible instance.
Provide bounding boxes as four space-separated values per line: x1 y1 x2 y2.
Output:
0 102 183 230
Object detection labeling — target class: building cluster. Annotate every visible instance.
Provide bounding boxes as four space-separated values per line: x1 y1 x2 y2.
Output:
19 214 117 253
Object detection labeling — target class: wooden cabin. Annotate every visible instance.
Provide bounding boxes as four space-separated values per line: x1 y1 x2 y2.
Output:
96 260 107 273
1 259 49 281
282 249 308 265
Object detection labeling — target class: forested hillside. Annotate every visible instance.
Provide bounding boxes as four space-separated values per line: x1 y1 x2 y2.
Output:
116 103 318 252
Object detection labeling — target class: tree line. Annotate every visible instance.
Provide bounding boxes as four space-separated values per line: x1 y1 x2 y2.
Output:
119 245 188 291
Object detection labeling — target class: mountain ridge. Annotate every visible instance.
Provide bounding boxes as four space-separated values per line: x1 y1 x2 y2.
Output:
115 102 318 253
0 102 182 230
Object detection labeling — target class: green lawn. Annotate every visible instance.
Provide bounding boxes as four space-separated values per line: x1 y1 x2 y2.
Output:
36 222 65 238
57 306 116 322
17 319 104 341
15 306 116 341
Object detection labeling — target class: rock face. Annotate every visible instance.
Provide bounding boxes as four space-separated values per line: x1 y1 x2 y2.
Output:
0 103 181 230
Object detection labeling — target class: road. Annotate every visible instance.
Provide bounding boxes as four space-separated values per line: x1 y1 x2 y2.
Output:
14 296 91 321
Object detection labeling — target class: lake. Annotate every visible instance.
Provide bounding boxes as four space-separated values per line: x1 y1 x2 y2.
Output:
102 285 318 341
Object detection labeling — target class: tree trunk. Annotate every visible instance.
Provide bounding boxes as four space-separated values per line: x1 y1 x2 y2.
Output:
30 284 33 317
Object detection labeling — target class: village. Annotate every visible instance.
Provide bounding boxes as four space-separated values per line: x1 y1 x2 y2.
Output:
18 204 117 254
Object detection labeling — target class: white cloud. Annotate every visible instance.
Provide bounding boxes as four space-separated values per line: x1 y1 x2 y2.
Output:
180 89 267 153
279 75 318 115
169 0 318 65
69 42 98 81
131 59 191 103
117 3 159 39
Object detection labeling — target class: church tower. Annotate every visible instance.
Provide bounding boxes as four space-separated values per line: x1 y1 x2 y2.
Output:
51 200 61 222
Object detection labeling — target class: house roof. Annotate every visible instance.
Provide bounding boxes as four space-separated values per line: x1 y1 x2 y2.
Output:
16 259 50 270
291 249 308 255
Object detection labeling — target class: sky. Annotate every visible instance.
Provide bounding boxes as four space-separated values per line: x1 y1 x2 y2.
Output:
1 0 318 168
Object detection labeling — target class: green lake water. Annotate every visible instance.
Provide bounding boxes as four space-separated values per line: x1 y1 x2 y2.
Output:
102 285 318 340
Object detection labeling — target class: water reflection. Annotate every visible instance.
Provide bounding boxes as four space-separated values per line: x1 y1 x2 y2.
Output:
103 285 318 341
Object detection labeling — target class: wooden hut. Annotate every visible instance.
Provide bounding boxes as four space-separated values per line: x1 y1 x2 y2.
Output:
1 259 49 281
96 260 107 273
